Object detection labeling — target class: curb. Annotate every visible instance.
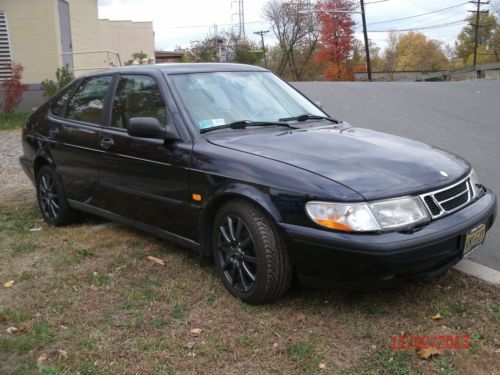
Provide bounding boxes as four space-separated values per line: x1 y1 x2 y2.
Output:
454 259 500 285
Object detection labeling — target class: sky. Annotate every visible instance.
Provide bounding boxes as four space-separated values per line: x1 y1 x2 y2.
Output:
97 0 479 53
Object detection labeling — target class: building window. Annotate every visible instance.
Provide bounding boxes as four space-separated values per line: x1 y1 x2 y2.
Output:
0 12 13 80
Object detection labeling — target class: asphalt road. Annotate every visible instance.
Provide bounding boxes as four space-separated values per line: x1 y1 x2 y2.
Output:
294 80 500 271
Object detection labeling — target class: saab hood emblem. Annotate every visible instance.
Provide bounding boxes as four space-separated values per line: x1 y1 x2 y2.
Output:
440 171 448 177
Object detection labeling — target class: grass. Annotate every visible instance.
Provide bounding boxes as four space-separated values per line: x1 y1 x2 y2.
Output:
0 112 30 131
1 202 499 374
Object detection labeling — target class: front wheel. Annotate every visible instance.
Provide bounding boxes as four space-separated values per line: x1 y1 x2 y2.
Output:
212 200 292 304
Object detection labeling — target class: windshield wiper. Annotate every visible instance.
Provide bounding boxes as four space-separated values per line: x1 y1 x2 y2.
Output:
279 114 340 123
200 120 296 133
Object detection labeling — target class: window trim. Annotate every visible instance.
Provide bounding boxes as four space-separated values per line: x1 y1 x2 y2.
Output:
103 72 171 132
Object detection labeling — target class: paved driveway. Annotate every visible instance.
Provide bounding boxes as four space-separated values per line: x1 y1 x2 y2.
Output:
294 80 500 271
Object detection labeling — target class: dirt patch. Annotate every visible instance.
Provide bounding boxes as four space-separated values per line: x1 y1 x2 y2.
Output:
0 129 34 204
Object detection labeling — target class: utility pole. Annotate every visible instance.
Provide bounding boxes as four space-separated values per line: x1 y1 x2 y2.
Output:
232 0 245 39
254 30 269 68
469 0 490 70
360 0 372 81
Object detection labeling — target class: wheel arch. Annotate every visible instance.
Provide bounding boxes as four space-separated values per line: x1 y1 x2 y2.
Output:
198 184 283 261
33 154 55 178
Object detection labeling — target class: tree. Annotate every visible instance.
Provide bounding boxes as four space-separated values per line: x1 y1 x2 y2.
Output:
185 32 261 64
315 0 355 64
456 14 498 63
264 0 320 80
393 32 448 71
40 66 74 100
2 63 27 114
125 51 151 65
350 38 382 72
381 31 399 74
493 0 500 16
313 0 356 81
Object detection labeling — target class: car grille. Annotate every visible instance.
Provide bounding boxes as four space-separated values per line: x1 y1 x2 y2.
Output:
420 176 473 219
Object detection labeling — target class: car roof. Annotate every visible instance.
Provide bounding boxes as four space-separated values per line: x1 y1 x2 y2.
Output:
83 63 269 77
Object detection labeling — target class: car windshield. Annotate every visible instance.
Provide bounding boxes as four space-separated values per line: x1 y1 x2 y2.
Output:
168 71 325 131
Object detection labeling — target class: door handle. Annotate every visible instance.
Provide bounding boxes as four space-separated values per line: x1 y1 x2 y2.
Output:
49 127 59 138
100 137 114 150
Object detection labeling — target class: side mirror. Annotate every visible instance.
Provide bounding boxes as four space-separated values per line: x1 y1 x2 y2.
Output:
314 100 323 109
127 117 178 140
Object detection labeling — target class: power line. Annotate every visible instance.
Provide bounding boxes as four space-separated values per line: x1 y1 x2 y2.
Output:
163 21 263 29
368 19 468 32
364 0 390 4
368 2 469 26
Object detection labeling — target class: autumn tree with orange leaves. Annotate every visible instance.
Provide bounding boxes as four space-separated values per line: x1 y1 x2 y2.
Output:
315 0 356 81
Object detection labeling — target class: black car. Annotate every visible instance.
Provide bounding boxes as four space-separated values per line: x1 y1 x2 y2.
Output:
20 63 497 304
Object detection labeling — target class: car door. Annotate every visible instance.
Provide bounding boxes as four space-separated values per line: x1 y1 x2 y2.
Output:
95 72 193 238
46 75 113 203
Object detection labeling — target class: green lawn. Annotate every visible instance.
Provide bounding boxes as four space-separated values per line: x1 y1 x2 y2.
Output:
0 112 30 131
1 201 499 374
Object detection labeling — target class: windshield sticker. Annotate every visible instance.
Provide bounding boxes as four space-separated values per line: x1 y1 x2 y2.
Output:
198 119 226 129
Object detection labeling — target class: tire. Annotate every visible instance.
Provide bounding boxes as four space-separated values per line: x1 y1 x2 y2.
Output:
212 199 292 304
36 165 77 226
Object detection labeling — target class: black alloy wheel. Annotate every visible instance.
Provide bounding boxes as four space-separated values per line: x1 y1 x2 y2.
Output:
213 199 292 304
216 214 258 293
36 165 77 226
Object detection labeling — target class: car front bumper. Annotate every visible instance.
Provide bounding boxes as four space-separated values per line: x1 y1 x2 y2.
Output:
278 189 497 289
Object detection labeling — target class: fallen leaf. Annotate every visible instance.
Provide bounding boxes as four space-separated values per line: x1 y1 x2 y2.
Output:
296 313 306 322
319 363 327 369
37 352 48 364
3 280 14 288
190 328 202 336
432 312 442 320
147 256 165 266
418 347 441 360
6 325 28 334
6 326 18 334
52 348 68 359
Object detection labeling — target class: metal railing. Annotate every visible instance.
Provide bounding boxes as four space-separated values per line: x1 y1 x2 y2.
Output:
61 50 122 75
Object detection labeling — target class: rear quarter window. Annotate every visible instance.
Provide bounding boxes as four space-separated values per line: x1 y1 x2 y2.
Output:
50 81 80 117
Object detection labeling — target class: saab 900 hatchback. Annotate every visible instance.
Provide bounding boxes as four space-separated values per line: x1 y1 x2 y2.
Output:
20 63 497 304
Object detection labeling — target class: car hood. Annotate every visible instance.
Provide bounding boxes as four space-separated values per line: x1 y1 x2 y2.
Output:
207 124 470 200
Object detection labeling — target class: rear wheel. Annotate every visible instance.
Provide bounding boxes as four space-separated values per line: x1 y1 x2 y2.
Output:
212 199 292 304
36 165 77 226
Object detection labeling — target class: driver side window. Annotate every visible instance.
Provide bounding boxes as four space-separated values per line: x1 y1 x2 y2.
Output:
111 75 167 129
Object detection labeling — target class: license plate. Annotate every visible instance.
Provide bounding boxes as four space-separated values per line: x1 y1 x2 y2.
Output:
463 223 486 254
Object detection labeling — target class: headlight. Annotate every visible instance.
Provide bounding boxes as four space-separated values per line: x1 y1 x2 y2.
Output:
469 169 482 197
306 196 429 232
305 202 379 231
368 197 429 230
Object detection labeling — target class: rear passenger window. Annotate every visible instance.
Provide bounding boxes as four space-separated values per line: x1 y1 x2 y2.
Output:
111 75 166 129
66 76 112 125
